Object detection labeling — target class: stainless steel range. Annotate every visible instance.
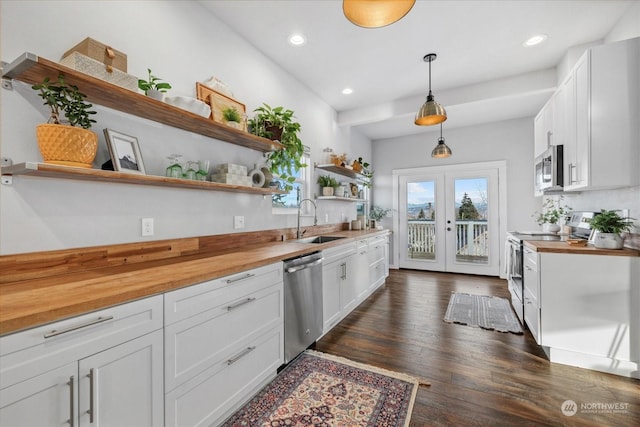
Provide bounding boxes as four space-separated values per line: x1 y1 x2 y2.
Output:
506 211 597 325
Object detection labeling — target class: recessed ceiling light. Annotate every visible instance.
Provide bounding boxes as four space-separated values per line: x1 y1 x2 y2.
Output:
288 34 306 46
523 34 548 47
342 88 353 95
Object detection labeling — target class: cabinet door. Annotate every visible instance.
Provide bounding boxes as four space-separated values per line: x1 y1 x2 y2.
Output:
78 330 163 427
350 243 369 308
322 261 344 333
570 52 590 190
533 102 553 158
0 362 77 427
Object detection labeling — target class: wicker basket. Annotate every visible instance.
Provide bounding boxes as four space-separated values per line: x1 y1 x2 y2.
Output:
62 37 128 72
36 124 98 168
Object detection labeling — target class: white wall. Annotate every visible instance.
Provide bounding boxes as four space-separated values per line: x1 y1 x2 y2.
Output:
0 1 364 254
372 117 538 233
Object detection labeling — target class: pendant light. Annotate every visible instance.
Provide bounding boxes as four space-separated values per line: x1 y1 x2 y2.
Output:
343 0 415 28
431 124 452 158
415 53 447 126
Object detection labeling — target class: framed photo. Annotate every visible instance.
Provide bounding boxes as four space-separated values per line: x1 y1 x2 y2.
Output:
104 129 146 174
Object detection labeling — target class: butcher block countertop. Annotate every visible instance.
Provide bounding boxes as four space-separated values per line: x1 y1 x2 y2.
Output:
524 240 640 257
0 229 389 336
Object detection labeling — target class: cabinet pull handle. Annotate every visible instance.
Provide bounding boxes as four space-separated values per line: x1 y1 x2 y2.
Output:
525 266 532 271
226 273 255 284
287 258 323 273
44 316 114 338
226 297 256 311
87 368 96 423
341 262 347 280
68 376 74 427
547 130 552 147
226 346 256 365
569 163 577 184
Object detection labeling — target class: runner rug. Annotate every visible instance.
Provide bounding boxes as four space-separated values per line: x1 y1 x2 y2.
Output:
443 292 523 334
221 350 421 426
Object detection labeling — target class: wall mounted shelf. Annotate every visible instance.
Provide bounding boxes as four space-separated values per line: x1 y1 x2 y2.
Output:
315 163 366 180
316 196 367 202
2 52 283 153
1 162 287 195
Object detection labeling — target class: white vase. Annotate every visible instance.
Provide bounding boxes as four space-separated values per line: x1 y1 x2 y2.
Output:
593 232 624 249
146 89 163 101
542 223 561 233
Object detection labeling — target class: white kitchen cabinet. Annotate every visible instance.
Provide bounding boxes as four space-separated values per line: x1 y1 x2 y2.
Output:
538 252 640 379
522 247 541 344
533 97 554 158
367 235 388 295
322 242 357 333
163 262 284 427
352 238 371 303
564 37 640 191
0 296 164 427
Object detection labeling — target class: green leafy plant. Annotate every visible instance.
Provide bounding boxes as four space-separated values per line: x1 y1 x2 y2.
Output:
222 106 241 123
354 156 373 187
138 68 172 94
32 75 97 129
533 196 571 225
248 103 305 191
317 175 339 188
589 210 635 234
369 206 392 221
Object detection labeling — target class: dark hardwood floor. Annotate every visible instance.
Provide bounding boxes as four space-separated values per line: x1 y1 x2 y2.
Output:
315 269 640 426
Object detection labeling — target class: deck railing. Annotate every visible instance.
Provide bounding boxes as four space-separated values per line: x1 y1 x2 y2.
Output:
407 220 488 258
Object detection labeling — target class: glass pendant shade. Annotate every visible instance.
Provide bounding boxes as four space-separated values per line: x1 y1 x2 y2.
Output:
415 53 447 126
343 0 415 28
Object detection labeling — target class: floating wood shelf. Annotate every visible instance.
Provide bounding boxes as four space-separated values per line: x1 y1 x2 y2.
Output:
2 52 283 153
1 162 287 195
315 163 367 180
316 196 367 202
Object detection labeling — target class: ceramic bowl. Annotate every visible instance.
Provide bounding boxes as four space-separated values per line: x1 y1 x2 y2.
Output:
164 96 211 118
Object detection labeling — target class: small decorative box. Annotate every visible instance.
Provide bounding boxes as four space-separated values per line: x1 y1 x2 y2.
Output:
212 173 253 187
62 37 128 72
59 52 138 92
218 163 248 176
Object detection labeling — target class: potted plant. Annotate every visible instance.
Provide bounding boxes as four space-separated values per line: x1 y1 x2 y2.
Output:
533 196 571 233
32 75 98 168
138 68 172 100
369 206 391 229
222 106 242 129
589 209 635 249
248 103 305 192
317 175 338 196
353 156 374 187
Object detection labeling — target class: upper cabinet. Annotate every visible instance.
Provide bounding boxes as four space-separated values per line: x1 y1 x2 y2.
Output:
533 96 554 158
534 37 640 192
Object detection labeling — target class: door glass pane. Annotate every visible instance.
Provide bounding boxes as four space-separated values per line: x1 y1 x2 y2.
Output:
454 178 488 264
406 181 436 260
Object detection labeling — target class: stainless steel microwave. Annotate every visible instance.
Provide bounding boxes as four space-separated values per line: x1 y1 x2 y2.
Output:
535 145 563 193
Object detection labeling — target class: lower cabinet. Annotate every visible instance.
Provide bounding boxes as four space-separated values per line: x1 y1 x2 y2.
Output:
352 238 371 304
322 242 357 333
0 296 164 427
522 246 541 344
163 262 284 427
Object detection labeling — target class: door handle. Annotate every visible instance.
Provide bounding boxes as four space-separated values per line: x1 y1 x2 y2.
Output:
446 227 451 231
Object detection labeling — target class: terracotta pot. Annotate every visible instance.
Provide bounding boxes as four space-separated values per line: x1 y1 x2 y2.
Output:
36 124 98 168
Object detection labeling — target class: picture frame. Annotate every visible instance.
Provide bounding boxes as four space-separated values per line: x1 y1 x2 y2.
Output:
103 129 146 174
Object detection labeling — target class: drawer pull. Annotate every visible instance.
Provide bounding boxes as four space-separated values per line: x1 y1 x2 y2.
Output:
226 346 256 365
226 273 255 284
87 368 96 423
44 316 114 338
226 297 256 311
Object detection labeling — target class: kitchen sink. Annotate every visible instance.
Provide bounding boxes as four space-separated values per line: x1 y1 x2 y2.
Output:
294 235 347 244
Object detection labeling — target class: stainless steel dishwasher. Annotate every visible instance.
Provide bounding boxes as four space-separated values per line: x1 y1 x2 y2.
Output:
283 251 323 363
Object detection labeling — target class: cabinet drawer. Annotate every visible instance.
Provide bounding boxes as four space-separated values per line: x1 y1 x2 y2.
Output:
165 326 283 427
524 288 541 345
524 247 538 269
164 281 283 391
322 241 356 265
164 262 283 325
368 240 385 265
1 295 163 390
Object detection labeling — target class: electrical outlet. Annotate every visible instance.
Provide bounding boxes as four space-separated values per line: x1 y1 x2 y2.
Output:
325 213 329 223
141 218 154 236
234 215 245 229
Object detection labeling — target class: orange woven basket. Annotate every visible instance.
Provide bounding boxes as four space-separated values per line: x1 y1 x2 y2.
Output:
36 124 98 168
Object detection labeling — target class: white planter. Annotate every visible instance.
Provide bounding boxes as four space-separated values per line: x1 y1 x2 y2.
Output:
542 223 561 233
593 232 624 249
322 187 334 196
146 89 163 101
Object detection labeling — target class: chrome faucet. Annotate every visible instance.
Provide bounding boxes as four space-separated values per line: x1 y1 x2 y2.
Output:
297 198 318 239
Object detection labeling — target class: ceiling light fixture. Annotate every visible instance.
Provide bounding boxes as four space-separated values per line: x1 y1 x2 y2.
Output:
343 0 415 28
342 88 353 95
288 34 306 46
523 34 547 47
415 53 447 126
431 123 452 158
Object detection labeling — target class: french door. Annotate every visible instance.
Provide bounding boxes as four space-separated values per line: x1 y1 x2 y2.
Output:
395 162 505 276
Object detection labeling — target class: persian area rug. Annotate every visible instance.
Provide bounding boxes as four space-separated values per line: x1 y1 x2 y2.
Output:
443 292 523 334
221 350 420 427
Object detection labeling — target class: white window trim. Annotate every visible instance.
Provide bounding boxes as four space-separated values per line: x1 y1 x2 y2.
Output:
272 149 312 215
